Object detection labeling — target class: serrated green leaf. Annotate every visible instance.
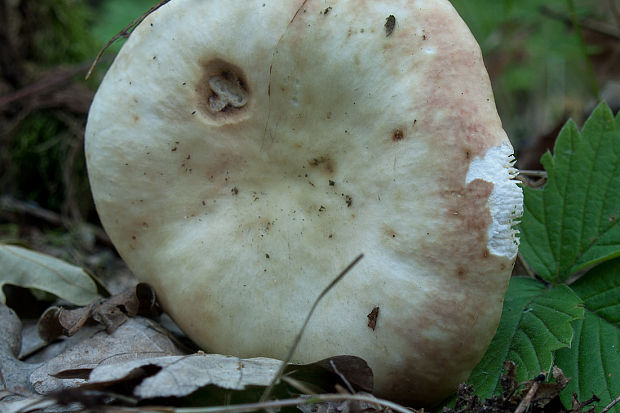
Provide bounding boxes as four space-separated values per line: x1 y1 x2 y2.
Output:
519 102 620 283
0 244 100 306
468 277 583 399
555 258 620 413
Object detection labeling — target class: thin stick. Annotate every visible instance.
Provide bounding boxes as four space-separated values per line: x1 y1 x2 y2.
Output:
601 394 620 413
85 0 172 80
518 170 547 178
540 6 620 40
0 63 91 108
114 393 412 413
259 254 364 402
514 374 545 413
329 359 355 394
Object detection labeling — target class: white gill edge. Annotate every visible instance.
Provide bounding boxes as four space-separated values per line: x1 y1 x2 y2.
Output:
465 140 524 258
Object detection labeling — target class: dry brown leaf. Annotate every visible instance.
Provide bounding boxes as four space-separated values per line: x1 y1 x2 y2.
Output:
285 356 374 395
33 353 374 406
531 366 570 408
86 353 282 399
30 316 184 394
37 283 159 342
0 244 100 306
0 304 38 396
18 321 48 360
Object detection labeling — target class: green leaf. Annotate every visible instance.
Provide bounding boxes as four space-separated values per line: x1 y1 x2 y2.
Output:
468 277 583 399
555 258 620 413
0 244 100 306
519 102 620 283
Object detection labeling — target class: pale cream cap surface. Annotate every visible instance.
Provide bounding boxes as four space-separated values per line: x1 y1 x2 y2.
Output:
86 0 523 405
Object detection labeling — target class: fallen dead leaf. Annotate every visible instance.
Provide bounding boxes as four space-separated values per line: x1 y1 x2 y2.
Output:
0 303 39 397
37 283 159 342
87 353 282 398
0 244 101 306
30 316 184 394
285 355 373 395
530 366 570 408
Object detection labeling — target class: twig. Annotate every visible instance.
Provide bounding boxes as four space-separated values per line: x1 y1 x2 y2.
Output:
280 375 319 395
540 5 620 40
0 195 64 226
601 394 620 413
329 359 355 394
259 254 364 402
514 374 545 413
518 170 547 178
517 170 547 188
110 393 413 413
85 0 172 80
0 195 112 247
0 63 91 109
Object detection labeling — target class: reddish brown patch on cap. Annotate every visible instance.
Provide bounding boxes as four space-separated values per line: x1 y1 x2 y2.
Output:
392 128 405 142
308 156 335 174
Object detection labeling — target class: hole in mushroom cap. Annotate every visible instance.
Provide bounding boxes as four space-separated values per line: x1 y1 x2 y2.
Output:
197 59 250 122
208 71 248 111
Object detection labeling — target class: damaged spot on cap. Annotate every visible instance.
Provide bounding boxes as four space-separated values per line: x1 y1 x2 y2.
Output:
367 306 380 330
197 59 251 121
385 15 396 37
392 128 404 141
208 71 248 111
308 156 335 174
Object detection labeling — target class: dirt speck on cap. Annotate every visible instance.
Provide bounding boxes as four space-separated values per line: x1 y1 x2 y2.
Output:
385 15 396 37
367 306 380 330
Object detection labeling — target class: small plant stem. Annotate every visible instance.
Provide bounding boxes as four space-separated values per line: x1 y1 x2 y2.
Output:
118 393 412 413
518 170 547 178
601 394 620 413
259 254 364 402
85 0 172 79
514 374 545 413
329 359 355 394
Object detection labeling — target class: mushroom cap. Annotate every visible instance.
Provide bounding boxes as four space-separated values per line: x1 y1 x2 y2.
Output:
85 0 523 405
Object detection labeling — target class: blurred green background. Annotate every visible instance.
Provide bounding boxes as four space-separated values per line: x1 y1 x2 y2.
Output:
1 0 619 233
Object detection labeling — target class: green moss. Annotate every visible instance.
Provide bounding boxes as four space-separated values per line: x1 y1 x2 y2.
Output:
23 0 99 65
10 113 69 212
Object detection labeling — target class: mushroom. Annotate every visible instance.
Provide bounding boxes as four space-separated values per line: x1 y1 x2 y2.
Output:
85 0 523 405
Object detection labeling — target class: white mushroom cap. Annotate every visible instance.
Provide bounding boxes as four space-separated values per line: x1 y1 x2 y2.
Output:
85 0 523 405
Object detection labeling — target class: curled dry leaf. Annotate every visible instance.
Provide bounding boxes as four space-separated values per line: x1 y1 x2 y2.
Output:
0 304 38 397
285 355 373 395
37 283 159 342
0 304 22 357
529 366 570 409
30 317 184 394
82 354 372 401
87 353 281 399
0 244 100 306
